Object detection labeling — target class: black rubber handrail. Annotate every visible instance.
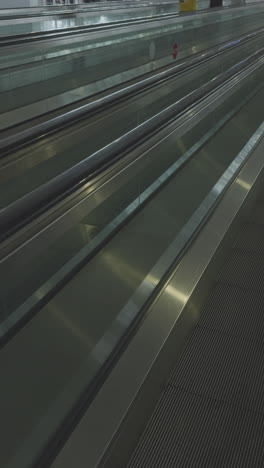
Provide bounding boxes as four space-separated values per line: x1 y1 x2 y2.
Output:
0 47 263 240
1 26 263 155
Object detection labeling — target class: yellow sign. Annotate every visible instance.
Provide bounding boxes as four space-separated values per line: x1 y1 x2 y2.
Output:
179 0 197 12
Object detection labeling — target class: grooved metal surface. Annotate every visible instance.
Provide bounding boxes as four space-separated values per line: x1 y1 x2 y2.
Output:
170 327 264 412
128 387 264 468
250 201 264 224
128 191 264 467
219 250 264 290
235 223 264 252
200 283 264 339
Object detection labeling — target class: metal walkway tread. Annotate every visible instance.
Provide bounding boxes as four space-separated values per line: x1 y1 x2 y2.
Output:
249 201 264 224
219 250 264 290
127 192 264 467
200 283 264 340
169 326 264 412
128 386 264 468
235 224 264 252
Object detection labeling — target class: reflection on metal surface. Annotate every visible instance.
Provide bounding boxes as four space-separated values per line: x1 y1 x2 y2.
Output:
236 178 251 191
101 251 144 286
50 303 94 348
166 285 189 305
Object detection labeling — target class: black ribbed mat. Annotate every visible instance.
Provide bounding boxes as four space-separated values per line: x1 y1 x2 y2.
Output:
219 250 264 291
169 326 264 413
200 282 264 340
249 201 264 225
235 223 264 253
128 387 264 468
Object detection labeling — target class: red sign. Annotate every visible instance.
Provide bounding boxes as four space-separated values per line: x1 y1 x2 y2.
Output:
173 42 178 60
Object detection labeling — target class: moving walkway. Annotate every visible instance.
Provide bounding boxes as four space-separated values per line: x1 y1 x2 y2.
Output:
0 27 264 211
0 33 263 468
1 1 264 129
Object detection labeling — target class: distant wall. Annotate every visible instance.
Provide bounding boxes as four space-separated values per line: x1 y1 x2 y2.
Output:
0 0 42 6
0 0 78 7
